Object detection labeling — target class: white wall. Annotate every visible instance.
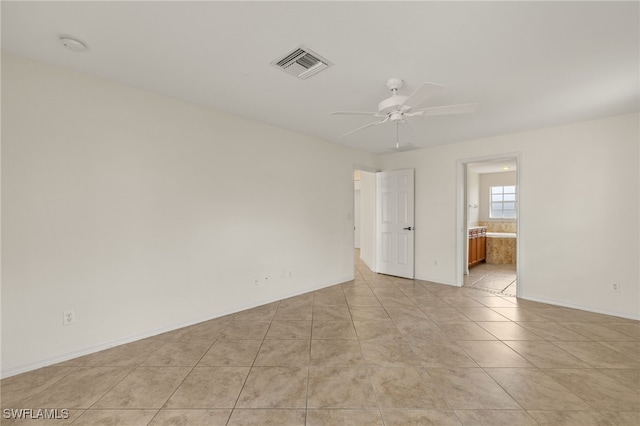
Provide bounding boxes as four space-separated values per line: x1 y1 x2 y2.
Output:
1 54 377 376
479 171 516 221
358 171 377 271
467 170 480 225
379 113 640 319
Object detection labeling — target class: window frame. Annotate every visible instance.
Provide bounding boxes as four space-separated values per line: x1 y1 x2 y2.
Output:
489 185 517 219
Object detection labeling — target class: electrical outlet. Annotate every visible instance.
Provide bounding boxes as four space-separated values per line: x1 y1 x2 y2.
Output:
611 282 621 292
253 277 259 286
262 275 269 285
63 310 75 325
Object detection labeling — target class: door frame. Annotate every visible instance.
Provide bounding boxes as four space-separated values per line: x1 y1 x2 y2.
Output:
455 153 522 297
352 165 381 273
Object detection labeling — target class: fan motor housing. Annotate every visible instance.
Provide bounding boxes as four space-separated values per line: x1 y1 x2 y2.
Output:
378 95 409 115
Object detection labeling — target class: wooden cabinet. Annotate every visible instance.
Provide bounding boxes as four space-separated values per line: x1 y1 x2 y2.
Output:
468 227 486 268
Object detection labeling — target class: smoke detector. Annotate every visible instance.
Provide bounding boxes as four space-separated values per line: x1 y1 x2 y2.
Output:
272 45 332 79
59 36 88 52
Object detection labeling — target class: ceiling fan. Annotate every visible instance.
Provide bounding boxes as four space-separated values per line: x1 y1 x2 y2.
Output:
330 78 478 139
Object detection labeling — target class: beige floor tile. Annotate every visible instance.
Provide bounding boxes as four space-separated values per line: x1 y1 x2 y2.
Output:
307 409 383 426
227 409 306 425
441 296 486 308
515 321 590 341
421 306 470 324
274 303 313 320
172 318 231 341
345 295 382 307
598 368 640 391
503 340 590 368
552 341 640 368
254 339 310 366
360 340 421 367
231 303 278 322
310 339 364 366
198 339 262 366
312 320 358 339
395 320 450 341
601 411 640 425
476 321 543 340
307 366 377 408
265 320 312 339
490 307 548 321
604 322 640 340
559 322 636 341
542 368 640 411
84 338 168 367
368 367 448 409
456 341 533 367
73 410 157 425
353 320 404 340
164 367 249 408
385 307 430 322
412 295 455 308
454 409 538 425
435 322 497 341
23 366 133 409
527 410 622 425
219 321 270 339
598 340 640 357
377 295 416 308
141 339 212 366
236 366 308 408
313 304 351 320
93 366 190 409
454 307 509 322
471 297 517 308
409 340 478 368
349 305 390 320
381 409 461 425
149 409 231 425
425 367 520 409
0 366 78 408
485 368 590 410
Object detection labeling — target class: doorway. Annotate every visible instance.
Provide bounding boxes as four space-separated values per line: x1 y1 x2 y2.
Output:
457 155 520 297
353 167 378 273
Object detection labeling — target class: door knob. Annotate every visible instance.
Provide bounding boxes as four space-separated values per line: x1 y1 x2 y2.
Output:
403 226 413 231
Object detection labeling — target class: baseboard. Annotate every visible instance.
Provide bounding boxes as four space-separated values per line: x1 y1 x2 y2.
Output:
518 293 640 321
1 275 353 379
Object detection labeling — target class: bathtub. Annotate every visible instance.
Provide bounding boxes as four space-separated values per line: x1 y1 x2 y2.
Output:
486 232 516 238
486 233 516 264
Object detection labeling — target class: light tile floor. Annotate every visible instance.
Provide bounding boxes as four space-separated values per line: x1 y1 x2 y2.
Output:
465 262 517 296
2 253 639 425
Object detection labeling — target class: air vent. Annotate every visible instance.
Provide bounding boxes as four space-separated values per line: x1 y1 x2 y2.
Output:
272 46 332 79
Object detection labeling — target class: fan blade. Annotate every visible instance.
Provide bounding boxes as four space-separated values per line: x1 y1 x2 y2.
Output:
330 111 380 116
407 103 479 117
401 82 445 110
339 117 389 138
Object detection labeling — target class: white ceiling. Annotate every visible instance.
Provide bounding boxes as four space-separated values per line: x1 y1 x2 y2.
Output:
2 1 638 154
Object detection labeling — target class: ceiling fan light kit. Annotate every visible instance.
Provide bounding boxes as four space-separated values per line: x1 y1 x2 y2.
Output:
331 77 478 143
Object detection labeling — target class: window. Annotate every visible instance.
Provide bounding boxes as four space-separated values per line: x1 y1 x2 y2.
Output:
490 185 516 219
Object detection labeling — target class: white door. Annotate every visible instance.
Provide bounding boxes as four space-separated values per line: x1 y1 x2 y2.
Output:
376 169 415 278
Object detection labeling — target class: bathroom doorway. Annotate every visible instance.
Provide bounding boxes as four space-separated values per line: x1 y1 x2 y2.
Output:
457 156 520 297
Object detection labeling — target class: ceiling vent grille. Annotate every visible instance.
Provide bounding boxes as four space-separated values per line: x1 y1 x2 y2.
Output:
272 46 332 79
